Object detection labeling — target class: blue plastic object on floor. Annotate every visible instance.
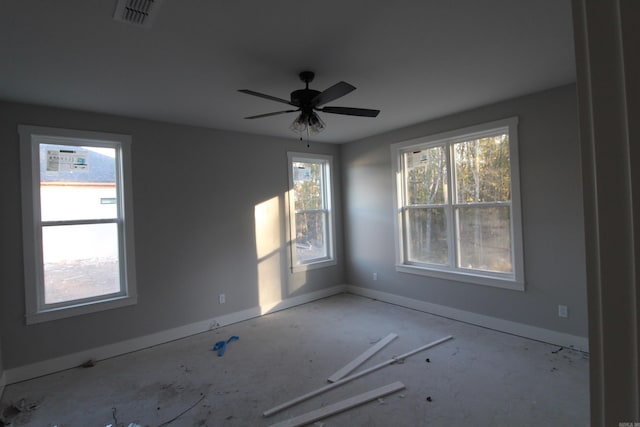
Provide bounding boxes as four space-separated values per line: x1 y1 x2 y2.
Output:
213 335 239 356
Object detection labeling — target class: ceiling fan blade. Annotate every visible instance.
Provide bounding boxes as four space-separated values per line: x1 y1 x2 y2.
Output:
244 110 298 119
319 106 380 117
238 89 296 106
311 81 356 107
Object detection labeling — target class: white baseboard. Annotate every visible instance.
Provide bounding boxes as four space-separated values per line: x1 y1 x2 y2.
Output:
346 285 589 352
6 285 347 385
0 371 6 399
5 284 586 384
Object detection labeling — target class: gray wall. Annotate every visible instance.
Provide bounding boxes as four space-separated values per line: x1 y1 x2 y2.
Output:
341 84 588 337
0 101 344 370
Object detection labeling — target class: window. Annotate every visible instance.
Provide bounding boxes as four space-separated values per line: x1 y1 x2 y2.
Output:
19 125 137 324
391 117 524 289
287 152 336 271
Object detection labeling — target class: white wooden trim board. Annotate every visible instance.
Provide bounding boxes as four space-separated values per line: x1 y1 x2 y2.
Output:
268 381 406 427
263 335 452 417
327 332 398 382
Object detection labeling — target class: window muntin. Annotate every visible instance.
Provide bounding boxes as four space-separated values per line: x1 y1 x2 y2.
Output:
20 126 137 323
392 118 524 289
288 153 335 271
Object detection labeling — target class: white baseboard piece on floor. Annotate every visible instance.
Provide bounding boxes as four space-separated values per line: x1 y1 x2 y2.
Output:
346 285 589 352
5 285 347 385
268 381 406 427
327 332 398 383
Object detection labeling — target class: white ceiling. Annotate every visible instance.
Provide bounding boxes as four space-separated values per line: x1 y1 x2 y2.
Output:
0 1 576 143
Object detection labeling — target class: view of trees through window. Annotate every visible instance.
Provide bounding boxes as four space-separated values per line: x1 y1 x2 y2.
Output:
402 133 513 273
292 160 328 263
403 146 449 265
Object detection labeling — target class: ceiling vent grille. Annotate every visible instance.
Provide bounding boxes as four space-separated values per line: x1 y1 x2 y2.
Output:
113 0 162 28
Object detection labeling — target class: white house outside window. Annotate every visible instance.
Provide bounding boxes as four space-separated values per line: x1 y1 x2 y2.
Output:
19 125 137 324
391 118 524 290
287 152 336 272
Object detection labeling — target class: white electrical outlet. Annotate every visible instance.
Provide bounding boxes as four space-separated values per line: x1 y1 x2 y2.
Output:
558 305 568 318
219 294 226 304
373 272 378 281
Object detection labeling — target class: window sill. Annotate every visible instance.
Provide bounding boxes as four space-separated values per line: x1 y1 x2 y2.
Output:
395 264 524 291
26 295 137 325
292 258 337 273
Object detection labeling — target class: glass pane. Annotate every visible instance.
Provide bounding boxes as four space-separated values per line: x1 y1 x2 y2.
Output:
403 146 448 205
295 211 327 262
40 143 118 221
42 223 121 304
405 207 448 265
453 134 510 203
292 161 324 211
456 206 512 273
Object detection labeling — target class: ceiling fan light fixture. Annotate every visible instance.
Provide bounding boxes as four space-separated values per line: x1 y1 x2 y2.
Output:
308 112 325 133
289 111 325 134
290 113 308 133
289 112 325 133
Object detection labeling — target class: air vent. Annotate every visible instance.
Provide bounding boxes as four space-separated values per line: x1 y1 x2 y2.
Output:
113 0 162 28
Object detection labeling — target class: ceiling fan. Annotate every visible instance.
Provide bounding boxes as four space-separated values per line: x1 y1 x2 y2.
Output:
238 71 380 133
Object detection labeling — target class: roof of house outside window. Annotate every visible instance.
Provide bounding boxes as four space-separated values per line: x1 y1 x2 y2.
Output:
39 145 116 183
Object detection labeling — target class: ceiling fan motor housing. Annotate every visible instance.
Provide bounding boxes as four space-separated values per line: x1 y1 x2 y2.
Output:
290 89 321 108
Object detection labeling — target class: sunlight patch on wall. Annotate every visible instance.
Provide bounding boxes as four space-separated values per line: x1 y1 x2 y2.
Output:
254 196 284 312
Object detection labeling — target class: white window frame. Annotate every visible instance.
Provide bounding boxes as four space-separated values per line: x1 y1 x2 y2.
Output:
287 152 336 272
19 125 137 324
391 117 525 290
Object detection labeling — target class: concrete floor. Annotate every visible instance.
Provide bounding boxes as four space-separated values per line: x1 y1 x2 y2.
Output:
0 294 590 426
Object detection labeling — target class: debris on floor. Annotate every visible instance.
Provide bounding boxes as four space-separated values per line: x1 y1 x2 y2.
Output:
157 393 206 426
214 390 239 395
11 399 39 413
0 399 40 427
106 406 119 427
212 335 239 357
551 347 563 354
105 424 142 427
80 359 96 368
3 398 39 416
426 396 433 402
